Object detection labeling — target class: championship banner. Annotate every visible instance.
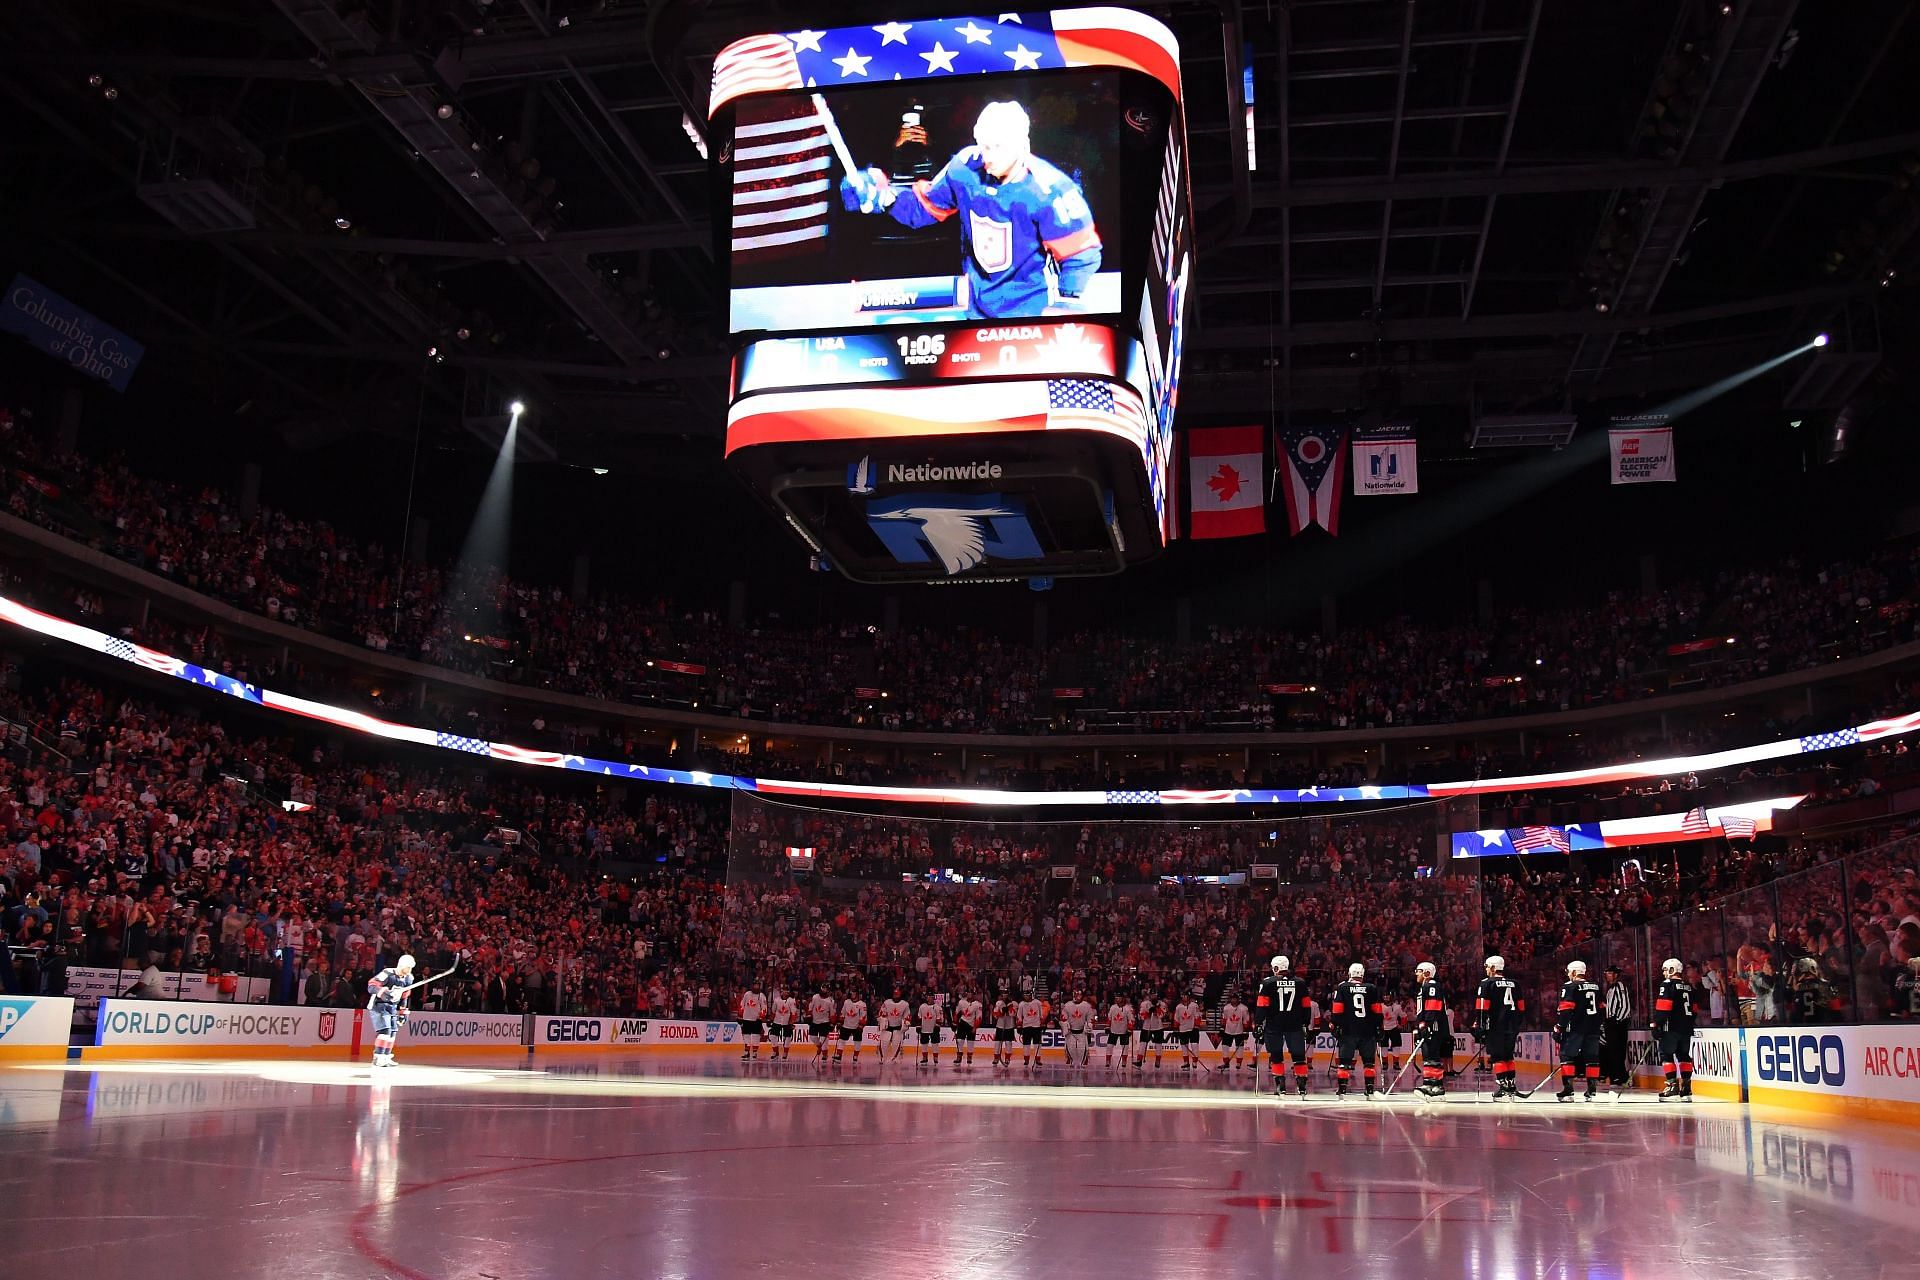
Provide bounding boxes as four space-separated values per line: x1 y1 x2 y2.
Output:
1185 425 1265 538
1352 426 1418 496
1276 426 1345 534
1609 418 1676 484
1 274 145 391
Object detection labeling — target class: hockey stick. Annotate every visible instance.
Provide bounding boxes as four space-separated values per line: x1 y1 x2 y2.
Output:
1449 1049 1488 1081
1515 1056 1564 1099
392 953 459 997
1382 1052 1417 1096
810 92 860 180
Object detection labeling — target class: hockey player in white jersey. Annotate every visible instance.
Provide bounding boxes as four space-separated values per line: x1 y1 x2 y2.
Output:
1060 991 1095 1069
737 986 767 1061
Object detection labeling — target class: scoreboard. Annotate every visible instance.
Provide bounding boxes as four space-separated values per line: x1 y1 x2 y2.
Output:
711 8 1192 584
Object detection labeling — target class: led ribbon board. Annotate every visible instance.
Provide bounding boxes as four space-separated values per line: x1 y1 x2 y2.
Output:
5 593 1918 808
712 9 1189 582
1447 795 1807 857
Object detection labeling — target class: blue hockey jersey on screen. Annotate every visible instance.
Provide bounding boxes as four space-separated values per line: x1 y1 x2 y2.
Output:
887 147 1102 320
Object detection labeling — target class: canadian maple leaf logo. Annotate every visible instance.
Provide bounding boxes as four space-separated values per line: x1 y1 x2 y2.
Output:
1206 462 1244 504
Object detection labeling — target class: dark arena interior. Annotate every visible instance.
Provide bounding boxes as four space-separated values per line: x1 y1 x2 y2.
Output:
3 1 1920 1277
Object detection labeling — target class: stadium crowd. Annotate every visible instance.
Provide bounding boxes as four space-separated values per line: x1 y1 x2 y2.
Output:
1 669 1913 1035
3 408 1916 741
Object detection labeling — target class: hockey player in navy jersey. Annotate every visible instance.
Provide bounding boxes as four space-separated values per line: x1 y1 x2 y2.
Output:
839 100 1102 320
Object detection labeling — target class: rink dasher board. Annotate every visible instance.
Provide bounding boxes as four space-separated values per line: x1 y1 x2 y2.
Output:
0 996 75 1061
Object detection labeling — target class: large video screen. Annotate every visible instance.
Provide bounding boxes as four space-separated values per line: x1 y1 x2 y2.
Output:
728 72 1123 332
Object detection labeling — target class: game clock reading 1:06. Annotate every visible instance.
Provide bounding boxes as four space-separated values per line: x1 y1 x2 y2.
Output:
896 333 947 364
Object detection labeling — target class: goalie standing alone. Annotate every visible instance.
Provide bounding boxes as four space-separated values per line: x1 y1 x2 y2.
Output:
839 100 1103 320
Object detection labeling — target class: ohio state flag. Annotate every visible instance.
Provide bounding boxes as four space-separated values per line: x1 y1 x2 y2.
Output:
1276 427 1347 535
1186 426 1266 539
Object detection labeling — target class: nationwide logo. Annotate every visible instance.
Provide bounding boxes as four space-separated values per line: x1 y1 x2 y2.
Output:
884 461 1004 485
867 492 1043 576
847 455 876 495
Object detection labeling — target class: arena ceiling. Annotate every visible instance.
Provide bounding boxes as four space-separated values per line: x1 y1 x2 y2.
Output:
1 0 1917 474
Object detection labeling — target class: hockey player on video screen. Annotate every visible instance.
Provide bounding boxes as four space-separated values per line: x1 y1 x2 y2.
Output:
839 100 1102 320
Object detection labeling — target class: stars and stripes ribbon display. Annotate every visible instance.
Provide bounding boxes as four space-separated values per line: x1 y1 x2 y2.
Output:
724 378 1155 494
1450 798 1804 858
0 590 1910 811
709 11 1185 117
1511 826 1572 853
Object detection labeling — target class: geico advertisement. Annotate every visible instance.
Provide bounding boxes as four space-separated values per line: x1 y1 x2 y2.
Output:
401 1013 524 1044
1692 1110 1920 1234
1750 1025 1920 1104
94 999 344 1047
0 996 77 1050
536 1017 741 1047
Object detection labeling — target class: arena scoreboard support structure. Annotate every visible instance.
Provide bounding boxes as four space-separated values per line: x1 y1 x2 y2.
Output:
711 9 1192 583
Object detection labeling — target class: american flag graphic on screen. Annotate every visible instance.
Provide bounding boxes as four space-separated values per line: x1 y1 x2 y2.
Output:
731 96 834 262
709 13 1184 116
1511 826 1571 853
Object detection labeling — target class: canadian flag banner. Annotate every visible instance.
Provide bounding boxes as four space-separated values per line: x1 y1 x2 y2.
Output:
1186 425 1266 539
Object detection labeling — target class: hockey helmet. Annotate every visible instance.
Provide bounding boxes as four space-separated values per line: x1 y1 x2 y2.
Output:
1415 961 1436 979
1347 962 1366 980
973 101 1032 151
397 954 416 973
1566 960 1587 978
1271 955 1290 973
1662 958 1684 978
1484 955 1505 973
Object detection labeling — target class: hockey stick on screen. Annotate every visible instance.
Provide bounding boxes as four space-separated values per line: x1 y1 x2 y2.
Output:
810 92 860 179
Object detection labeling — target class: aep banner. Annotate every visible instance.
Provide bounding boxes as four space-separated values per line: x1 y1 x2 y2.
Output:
1608 421 1676 484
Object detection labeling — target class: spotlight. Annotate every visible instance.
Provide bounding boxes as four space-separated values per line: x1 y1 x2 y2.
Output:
87 73 103 87
591 467 609 476
509 400 526 416
334 216 351 230
103 86 119 100
426 346 439 358
1812 333 1829 347
436 103 455 120
455 327 471 341
1594 300 1610 313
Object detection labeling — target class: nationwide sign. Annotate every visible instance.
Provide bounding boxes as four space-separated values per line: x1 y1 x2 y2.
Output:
885 461 1006 485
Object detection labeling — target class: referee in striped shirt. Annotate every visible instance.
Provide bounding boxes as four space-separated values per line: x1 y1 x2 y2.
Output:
1602 963 1633 1087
